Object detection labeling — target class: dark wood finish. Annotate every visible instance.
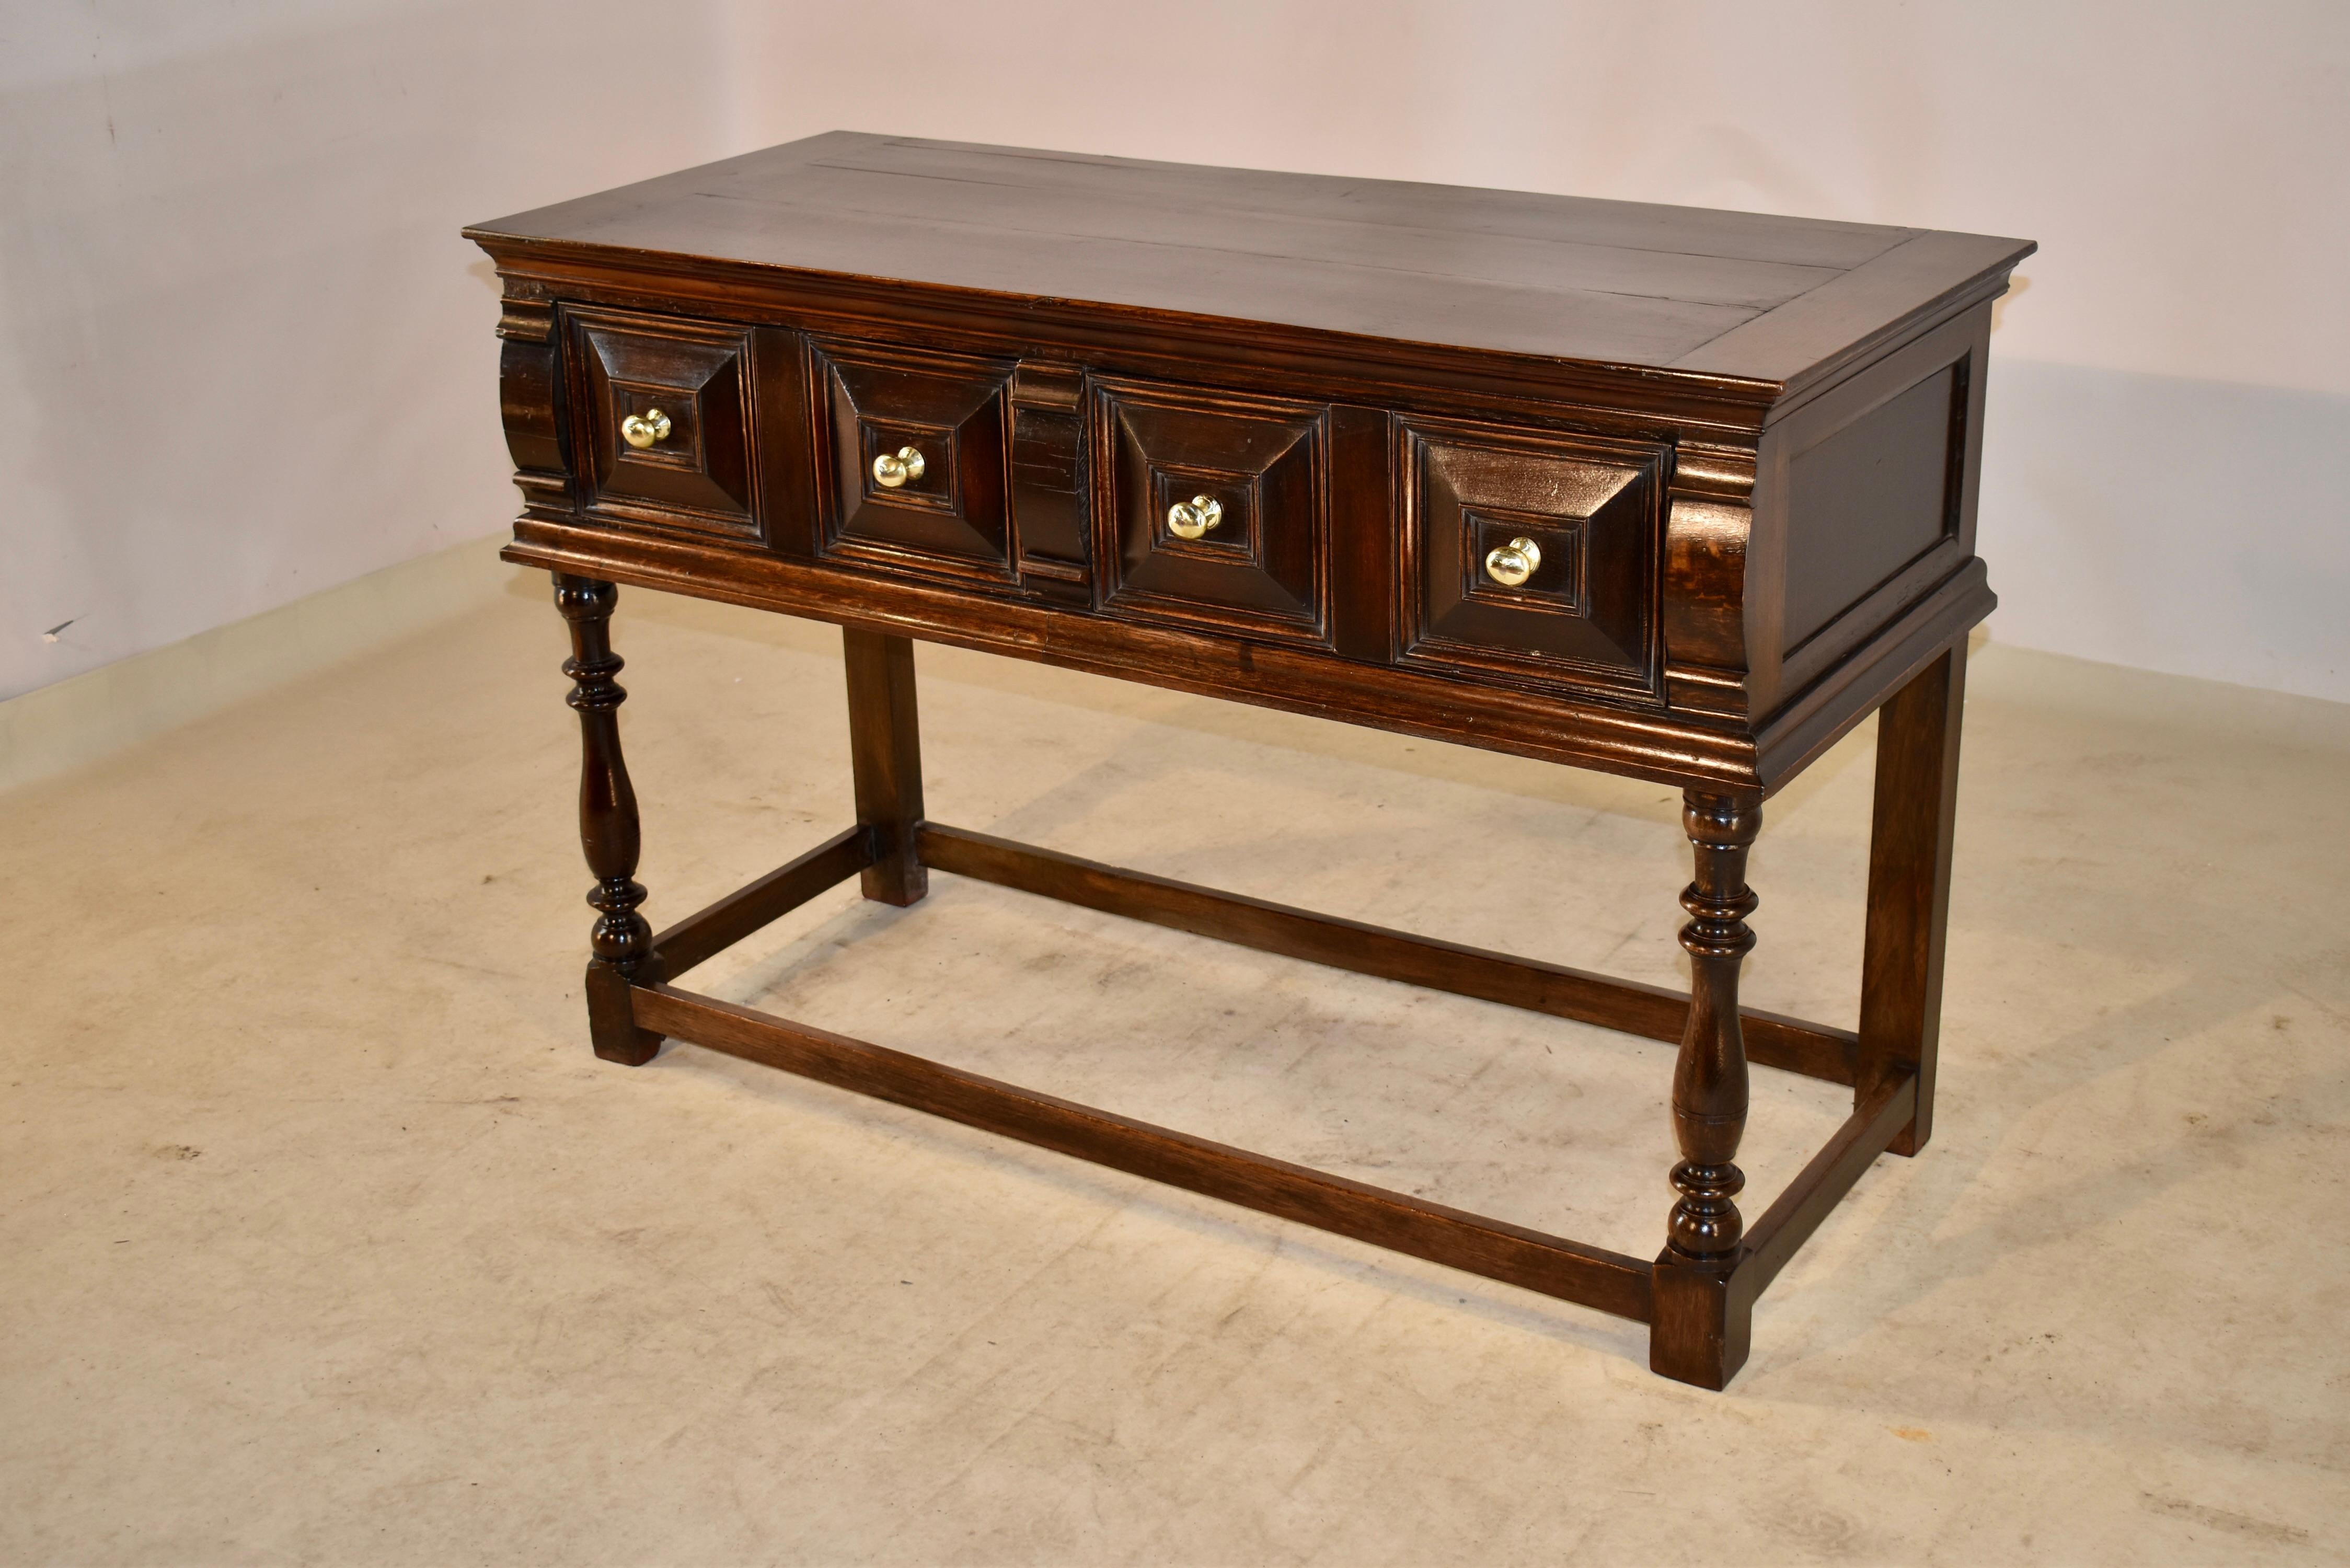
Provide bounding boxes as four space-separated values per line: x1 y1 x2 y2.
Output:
842 629 927 906
1782 362 1964 653
603 823 1921 1359
551 575 661 1065
813 338 1016 586
1649 1069 1920 1391
474 136 2026 1388
1748 306 1993 721
506 517 1790 791
1325 404 1397 663
1008 361 1090 599
492 293 570 515
1651 791 1760 1386
1397 416 1664 702
506 518 1997 797
632 980 1655 1322
1664 794 1762 1260
566 307 755 537
1740 1071 1918 1298
748 325 820 558
1649 1069 1921 1390
474 136 2030 794
650 825 873 978
1092 376 1329 645
470 133 2025 396
1860 646 1968 1155
1649 1257 1748 1392
916 822 1856 1085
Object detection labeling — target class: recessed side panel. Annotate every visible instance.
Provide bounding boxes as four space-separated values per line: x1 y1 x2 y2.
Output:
1746 303 1992 720
1781 361 1964 656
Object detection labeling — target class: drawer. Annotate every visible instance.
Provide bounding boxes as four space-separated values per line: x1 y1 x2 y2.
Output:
1091 377 1329 645
567 307 756 538
813 338 1016 586
1398 417 1664 701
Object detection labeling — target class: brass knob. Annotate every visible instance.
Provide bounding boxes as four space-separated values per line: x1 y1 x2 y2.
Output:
1167 495 1223 540
1484 536 1541 587
619 408 672 449
871 446 926 489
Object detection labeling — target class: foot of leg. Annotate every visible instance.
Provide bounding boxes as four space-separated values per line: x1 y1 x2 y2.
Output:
1650 1263 1756 1390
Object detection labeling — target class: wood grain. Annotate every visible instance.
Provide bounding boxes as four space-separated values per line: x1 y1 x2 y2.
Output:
650 825 873 979
843 629 927 906
551 574 661 1066
633 981 1656 1323
1738 1071 1918 1298
1859 647 1968 1154
479 137 2022 1389
469 132 2030 390
916 823 1855 1085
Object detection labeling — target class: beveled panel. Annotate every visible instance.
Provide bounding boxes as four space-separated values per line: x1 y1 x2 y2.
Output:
814 338 1016 587
1092 377 1329 646
1399 417 1665 701
568 307 756 538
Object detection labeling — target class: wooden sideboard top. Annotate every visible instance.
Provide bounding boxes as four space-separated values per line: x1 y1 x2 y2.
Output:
468 132 2033 401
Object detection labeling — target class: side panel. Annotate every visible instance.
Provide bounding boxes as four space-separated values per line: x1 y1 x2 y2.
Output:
1781 361 1964 653
1745 304 1992 718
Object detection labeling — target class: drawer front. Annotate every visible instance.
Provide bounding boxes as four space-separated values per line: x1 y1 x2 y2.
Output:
814 338 1015 586
1398 417 1664 700
1092 377 1329 645
569 308 756 537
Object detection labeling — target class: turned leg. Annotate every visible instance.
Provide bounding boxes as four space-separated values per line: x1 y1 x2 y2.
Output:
1859 645 1968 1155
554 574 662 1065
1651 789 1761 1388
843 628 927 906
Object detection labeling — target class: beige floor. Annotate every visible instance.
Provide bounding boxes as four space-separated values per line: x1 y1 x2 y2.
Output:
4 566 2345 1566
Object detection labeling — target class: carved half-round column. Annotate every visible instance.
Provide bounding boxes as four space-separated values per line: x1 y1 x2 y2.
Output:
554 574 662 1065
